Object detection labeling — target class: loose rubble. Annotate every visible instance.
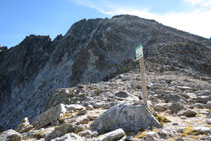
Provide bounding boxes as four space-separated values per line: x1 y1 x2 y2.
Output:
1 70 211 140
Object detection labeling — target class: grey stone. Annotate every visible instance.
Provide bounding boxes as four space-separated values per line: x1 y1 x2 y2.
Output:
32 104 67 129
77 108 87 115
164 94 181 103
195 96 209 104
51 133 83 141
77 117 89 124
118 135 127 141
205 101 211 109
206 119 211 124
148 83 161 89
22 127 54 140
177 86 191 90
78 130 92 137
178 109 197 117
158 128 175 139
153 103 167 112
0 129 22 141
91 102 162 134
47 123 75 140
185 93 197 99
146 131 160 141
168 102 185 114
194 103 205 109
96 128 125 141
75 125 86 133
87 115 98 120
176 138 184 141
86 104 94 110
115 91 129 98
91 131 99 137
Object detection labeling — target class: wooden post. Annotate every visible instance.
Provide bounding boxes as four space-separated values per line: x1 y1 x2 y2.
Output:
140 57 147 106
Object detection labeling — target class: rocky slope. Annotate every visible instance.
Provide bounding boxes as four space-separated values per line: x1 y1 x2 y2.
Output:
0 14 211 133
1 70 210 140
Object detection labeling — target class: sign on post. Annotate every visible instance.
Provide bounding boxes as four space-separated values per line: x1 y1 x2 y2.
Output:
136 44 148 107
136 44 143 60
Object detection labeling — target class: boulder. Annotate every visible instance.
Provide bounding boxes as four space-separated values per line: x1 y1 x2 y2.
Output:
0 129 22 141
158 128 176 139
153 103 167 112
32 104 67 129
16 117 33 133
46 123 75 140
178 109 197 117
164 94 181 103
193 127 210 134
205 101 211 109
145 131 160 141
91 102 162 134
51 133 83 141
78 130 92 137
22 127 55 140
96 128 125 141
168 102 185 114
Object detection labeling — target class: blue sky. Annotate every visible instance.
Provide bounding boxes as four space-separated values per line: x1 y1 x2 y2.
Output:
1 0 211 47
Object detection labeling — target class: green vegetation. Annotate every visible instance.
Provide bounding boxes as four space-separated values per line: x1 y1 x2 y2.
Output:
155 114 171 126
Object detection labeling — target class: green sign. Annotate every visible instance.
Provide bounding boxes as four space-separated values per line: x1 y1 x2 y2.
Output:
136 44 143 60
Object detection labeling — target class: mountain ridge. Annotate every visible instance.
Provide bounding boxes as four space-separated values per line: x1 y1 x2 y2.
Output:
0 14 211 130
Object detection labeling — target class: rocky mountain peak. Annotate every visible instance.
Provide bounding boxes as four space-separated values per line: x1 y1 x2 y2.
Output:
0 15 211 133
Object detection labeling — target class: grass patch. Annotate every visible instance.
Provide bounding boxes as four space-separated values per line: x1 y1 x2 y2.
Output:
95 89 104 95
179 126 200 137
134 131 146 139
155 114 171 126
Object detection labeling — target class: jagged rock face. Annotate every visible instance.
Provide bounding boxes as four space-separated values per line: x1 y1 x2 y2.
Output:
0 46 8 53
0 15 211 130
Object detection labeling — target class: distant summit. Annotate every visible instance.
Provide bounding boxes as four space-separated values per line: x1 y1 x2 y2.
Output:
0 15 211 130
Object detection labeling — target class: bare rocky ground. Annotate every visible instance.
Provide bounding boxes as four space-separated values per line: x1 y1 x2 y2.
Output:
1 68 210 141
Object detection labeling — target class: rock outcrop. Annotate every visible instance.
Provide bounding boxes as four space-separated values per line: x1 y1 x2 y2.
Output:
0 14 211 131
0 129 22 141
91 103 162 134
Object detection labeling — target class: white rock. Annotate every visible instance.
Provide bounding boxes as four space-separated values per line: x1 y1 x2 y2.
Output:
159 128 175 139
96 128 125 141
86 104 94 110
91 102 162 134
32 104 67 129
0 129 22 141
193 127 210 134
146 131 159 140
51 133 83 141
65 104 85 111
